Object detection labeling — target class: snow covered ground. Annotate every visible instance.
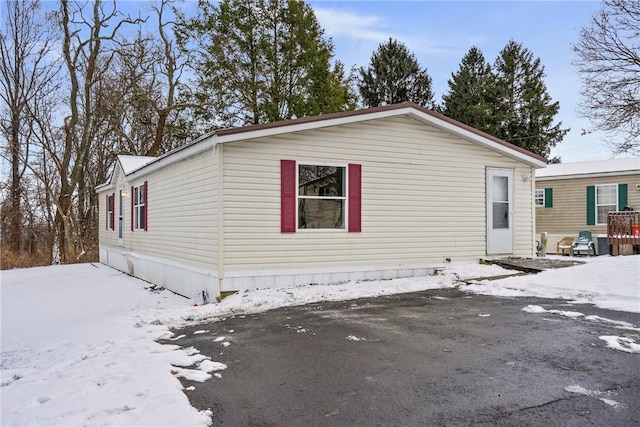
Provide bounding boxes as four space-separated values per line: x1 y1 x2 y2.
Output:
1 255 639 426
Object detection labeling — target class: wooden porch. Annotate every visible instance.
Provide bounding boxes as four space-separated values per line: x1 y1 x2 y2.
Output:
607 211 640 256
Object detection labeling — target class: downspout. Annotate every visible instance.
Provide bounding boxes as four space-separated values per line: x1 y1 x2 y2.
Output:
530 166 537 257
215 137 225 298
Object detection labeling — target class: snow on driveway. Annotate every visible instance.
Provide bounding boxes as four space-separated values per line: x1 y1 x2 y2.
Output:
1 255 638 425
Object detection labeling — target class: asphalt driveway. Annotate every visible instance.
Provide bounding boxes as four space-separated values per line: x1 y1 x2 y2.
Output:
167 288 640 426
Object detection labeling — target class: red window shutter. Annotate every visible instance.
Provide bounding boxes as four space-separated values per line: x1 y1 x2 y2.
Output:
111 193 115 230
144 181 148 231
348 164 362 232
281 160 296 232
105 194 109 230
131 185 134 231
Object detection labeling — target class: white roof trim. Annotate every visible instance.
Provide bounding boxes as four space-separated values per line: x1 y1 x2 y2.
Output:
536 157 640 179
215 107 546 168
96 155 157 191
95 181 114 192
118 137 218 181
118 155 157 175
537 170 640 181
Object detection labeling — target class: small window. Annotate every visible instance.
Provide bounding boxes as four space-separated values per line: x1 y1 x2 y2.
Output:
133 184 146 230
107 194 115 229
298 164 345 229
596 184 617 225
534 189 544 207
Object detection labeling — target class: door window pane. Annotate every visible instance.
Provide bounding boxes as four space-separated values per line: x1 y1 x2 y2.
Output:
493 176 508 202
493 202 509 229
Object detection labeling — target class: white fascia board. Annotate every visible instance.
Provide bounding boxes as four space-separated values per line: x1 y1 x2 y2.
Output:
123 135 218 180
95 167 116 192
95 182 115 192
536 170 640 181
118 155 157 175
215 106 547 168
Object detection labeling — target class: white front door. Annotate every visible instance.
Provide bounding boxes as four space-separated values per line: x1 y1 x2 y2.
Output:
118 190 124 246
486 168 514 254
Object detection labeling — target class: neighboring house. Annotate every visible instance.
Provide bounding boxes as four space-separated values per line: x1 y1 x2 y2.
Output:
535 157 640 254
96 102 546 300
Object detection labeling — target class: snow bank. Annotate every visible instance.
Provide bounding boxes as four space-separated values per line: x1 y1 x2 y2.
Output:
0 263 213 426
463 255 640 313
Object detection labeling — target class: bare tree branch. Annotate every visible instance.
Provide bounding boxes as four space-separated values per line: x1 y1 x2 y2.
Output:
573 0 640 155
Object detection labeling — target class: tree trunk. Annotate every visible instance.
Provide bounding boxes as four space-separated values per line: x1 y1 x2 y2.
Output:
8 112 22 252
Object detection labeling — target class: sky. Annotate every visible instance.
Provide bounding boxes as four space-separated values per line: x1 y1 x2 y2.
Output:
1 256 639 425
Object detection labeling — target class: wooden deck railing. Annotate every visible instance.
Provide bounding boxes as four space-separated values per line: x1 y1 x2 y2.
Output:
607 211 640 255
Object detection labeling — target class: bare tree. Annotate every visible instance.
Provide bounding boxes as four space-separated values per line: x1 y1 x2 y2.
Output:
103 0 192 157
146 0 191 156
0 0 60 254
573 0 640 155
46 0 140 263
1 0 191 267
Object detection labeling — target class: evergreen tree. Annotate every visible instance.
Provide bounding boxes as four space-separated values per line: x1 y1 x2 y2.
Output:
358 38 434 108
492 40 568 158
442 46 497 135
177 0 354 129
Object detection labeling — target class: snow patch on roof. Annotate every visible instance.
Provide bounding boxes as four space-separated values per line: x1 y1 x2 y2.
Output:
536 157 640 178
118 155 156 175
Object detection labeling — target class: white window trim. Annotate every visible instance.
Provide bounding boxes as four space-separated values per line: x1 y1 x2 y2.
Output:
296 161 348 232
106 194 113 229
595 183 617 225
133 184 145 230
118 188 125 245
534 189 544 208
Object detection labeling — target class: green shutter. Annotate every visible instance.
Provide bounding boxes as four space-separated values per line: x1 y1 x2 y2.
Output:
544 188 553 208
618 183 628 211
586 186 595 225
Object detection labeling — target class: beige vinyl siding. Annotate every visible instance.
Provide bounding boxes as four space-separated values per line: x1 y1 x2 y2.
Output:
103 150 218 270
536 173 640 236
222 115 534 272
98 167 122 249
99 194 119 247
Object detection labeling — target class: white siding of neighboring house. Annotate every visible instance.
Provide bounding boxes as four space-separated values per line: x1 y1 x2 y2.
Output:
98 149 219 299
220 115 535 290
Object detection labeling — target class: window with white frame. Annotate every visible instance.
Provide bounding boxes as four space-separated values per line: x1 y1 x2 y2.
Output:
596 184 617 225
534 189 544 207
298 164 345 229
107 194 115 229
133 184 146 230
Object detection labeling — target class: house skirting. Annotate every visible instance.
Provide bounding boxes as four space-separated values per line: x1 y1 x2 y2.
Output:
220 265 439 292
100 246 446 299
99 246 218 300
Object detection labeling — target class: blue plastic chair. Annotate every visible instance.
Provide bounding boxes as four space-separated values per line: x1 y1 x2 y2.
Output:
571 230 595 256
